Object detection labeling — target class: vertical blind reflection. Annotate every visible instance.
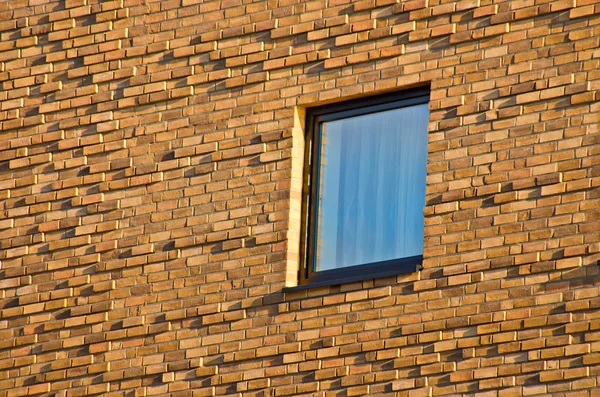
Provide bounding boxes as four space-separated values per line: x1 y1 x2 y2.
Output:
314 103 429 272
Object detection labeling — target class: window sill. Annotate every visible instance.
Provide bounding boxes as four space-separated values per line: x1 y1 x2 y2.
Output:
282 255 422 292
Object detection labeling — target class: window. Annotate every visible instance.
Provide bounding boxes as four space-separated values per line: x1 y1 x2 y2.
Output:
298 88 430 288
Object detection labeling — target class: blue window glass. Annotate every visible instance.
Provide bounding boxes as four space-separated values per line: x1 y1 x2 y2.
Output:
313 103 429 272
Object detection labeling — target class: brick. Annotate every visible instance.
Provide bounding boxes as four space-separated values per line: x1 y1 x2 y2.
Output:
0 3 597 397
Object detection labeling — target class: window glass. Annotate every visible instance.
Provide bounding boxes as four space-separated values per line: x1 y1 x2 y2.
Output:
313 103 429 272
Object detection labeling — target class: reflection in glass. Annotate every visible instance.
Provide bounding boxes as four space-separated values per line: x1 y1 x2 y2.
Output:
314 103 429 272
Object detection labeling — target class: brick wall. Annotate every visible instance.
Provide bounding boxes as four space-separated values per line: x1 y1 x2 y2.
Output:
1 0 600 396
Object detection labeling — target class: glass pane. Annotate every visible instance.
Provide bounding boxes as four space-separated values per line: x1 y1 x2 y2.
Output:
314 103 429 272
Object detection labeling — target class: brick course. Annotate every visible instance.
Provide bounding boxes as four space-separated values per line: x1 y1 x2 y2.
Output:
1 0 600 396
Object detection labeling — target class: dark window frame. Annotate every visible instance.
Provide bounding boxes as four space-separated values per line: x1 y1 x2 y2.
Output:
288 87 430 291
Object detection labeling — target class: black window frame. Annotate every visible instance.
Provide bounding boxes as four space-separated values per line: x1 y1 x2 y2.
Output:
290 87 430 291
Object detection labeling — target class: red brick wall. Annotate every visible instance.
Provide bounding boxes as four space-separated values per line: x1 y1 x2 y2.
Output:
1 0 600 396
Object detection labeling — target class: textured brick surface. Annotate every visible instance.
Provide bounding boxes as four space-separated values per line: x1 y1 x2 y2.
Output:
1 0 600 396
